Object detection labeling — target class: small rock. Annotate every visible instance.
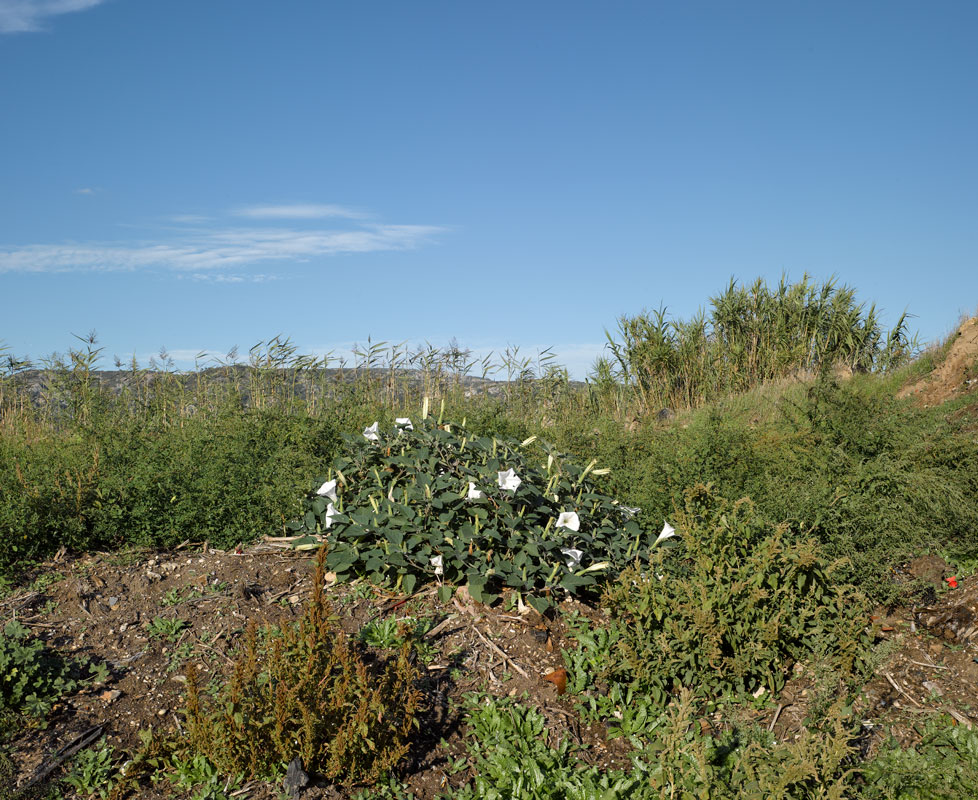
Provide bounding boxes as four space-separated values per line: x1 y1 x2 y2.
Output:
157 709 167 717
923 681 943 696
908 555 949 586
100 689 122 703
107 596 120 610
288 594 301 605
284 758 311 796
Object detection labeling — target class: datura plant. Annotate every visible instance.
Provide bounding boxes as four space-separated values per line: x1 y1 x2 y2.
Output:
289 410 675 612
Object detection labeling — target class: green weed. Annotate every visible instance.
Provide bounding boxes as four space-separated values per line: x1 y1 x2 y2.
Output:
182 549 422 786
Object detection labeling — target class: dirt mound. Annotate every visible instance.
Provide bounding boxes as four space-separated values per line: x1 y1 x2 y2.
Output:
2 546 605 798
899 315 978 406
7 545 978 797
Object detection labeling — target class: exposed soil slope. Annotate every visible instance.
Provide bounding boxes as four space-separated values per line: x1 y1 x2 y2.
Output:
899 316 978 406
6 545 978 798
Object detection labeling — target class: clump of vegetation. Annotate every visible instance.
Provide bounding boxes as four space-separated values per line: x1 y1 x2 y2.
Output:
63 738 118 799
182 550 422 786
1 279 976 797
615 377 978 604
0 619 106 718
451 693 650 799
603 486 869 704
860 715 978 798
289 412 667 611
603 274 917 413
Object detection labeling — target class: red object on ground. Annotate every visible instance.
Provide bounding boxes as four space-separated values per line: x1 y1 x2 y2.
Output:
946 576 958 588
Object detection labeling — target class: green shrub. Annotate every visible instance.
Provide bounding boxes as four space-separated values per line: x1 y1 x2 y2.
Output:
89 411 341 552
450 694 653 800
603 486 868 704
767 378 978 602
611 378 978 605
860 716 978 799
183 550 421 785
0 434 99 573
290 415 659 611
0 409 341 575
0 619 105 718
633 688 860 800
64 738 118 799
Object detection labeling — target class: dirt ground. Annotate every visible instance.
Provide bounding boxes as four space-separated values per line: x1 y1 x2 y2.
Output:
899 315 978 407
5 541 978 799
3 543 630 798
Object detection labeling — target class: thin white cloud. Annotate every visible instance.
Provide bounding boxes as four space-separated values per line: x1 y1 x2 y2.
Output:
74 187 96 195
186 272 277 284
0 0 107 33
0 220 444 274
233 204 366 221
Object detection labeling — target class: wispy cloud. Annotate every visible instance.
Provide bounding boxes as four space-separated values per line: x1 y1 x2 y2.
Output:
74 187 97 195
0 0 107 33
0 208 444 275
233 204 366 221
186 272 277 284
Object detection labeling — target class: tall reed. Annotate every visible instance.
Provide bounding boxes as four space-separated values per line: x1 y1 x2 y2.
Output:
605 274 918 412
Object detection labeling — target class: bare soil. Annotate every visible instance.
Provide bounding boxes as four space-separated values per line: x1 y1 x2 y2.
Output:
6 542 978 799
899 315 978 407
4 544 627 798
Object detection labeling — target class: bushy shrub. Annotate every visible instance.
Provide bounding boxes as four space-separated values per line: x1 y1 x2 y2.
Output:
0 619 105 718
633 688 860 800
183 550 421 785
90 411 340 551
0 410 341 575
767 378 978 602
289 415 659 611
450 694 652 800
607 379 978 605
0 433 99 573
603 486 868 704
860 716 978 799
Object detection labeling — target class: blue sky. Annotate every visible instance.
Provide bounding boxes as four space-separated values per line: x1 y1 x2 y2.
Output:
1 1 976 379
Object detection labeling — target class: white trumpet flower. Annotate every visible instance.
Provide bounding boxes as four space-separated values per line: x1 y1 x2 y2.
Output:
497 468 522 492
395 417 414 430
430 555 444 576
560 548 584 569
654 521 676 546
315 480 337 501
363 421 380 441
323 503 340 529
467 482 484 500
556 511 580 532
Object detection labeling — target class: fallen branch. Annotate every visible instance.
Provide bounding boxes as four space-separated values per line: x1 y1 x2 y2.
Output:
18 725 104 794
884 672 923 708
908 658 949 671
768 703 788 732
472 626 528 678
422 614 458 640
944 707 974 729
